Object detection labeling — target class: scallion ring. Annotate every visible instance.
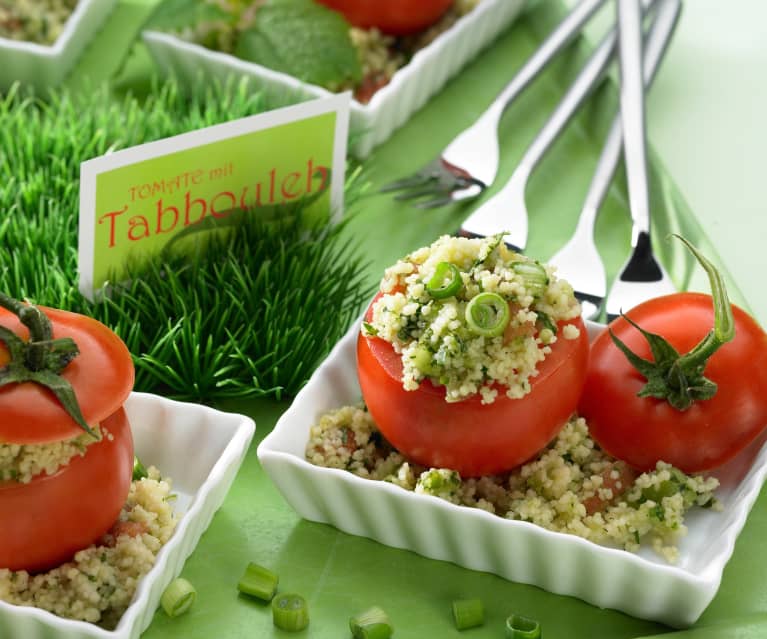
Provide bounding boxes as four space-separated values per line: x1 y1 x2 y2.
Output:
465 292 510 337
512 261 548 298
272 593 309 631
237 562 278 601
349 606 393 639
505 613 541 639
160 578 196 618
426 262 462 299
452 598 484 630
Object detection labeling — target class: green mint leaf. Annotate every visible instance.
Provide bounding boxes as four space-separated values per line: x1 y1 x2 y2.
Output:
149 0 231 31
234 0 361 90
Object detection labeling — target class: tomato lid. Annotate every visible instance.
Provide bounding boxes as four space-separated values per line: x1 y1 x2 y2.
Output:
0 306 134 444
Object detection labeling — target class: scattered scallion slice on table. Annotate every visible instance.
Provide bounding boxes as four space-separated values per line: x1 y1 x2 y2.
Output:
505 613 541 639
452 598 485 630
465 292 511 337
272 593 309 631
160 578 196 618
349 606 393 639
237 562 279 601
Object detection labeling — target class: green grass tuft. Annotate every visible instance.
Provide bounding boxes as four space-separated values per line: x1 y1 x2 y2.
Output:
0 79 372 401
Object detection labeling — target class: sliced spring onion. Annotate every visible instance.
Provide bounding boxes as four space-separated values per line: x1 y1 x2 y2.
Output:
411 344 435 375
505 613 541 639
237 562 278 601
465 292 510 337
132 456 148 481
452 598 484 630
160 578 196 618
349 606 393 639
512 261 548 298
272 593 309 631
426 262 462 299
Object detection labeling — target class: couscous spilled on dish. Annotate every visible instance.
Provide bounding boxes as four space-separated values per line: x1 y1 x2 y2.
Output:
0 466 177 629
305 405 720 563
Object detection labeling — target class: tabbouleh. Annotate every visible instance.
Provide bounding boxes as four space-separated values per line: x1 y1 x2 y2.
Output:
0 466 177 628
170 0 480 103
0 425 101 483
306 404 720 563
365 234 582 403
0 0 79 44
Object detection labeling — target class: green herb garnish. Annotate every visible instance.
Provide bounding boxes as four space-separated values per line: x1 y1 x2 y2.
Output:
0 79 372 401
235 0 362 90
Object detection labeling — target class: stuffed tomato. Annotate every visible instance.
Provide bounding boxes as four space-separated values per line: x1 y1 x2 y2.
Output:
0 294 134 572
357 235 589 477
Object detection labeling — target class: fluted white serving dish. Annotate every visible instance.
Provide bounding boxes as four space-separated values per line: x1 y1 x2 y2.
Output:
142 0 525 157
258 318 767 627
0 392 255 639
0 0 119 92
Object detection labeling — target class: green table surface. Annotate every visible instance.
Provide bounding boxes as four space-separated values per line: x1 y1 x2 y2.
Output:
50 1 767 637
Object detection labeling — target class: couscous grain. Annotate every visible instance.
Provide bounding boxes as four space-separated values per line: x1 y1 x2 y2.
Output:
0 425 102 483
305 405 720 563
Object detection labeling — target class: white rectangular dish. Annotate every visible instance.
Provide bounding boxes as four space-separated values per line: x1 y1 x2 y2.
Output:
0 0 119 92
142 0 526 157
258 319 767 628
0 392 255 639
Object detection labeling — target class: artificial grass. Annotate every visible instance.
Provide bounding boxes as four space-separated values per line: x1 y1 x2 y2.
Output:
0 79 372 401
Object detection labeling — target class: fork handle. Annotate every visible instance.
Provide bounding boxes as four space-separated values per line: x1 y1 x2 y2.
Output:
581 0 681 222
618 0 653 241
441 0 608 188
515 0 657 182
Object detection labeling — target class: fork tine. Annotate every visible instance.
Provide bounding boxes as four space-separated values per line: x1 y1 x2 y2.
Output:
380 173 435 192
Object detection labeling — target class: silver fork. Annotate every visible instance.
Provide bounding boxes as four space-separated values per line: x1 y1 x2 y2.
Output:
548 0 681 320
605 0 677 320
380 0 609 208
459 0 658 251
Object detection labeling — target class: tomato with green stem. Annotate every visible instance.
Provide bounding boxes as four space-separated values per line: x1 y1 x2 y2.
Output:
0 293 135 571
578 237 767 473
315 0 454 35
357 296 590 477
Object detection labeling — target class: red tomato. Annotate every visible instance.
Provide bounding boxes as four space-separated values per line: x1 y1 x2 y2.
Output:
0 407 134 572
316 0 454 35
0 306 134 444
578 293 767 473
357 304 590 477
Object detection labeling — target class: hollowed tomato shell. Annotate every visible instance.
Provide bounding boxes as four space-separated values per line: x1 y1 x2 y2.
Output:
357 311 589 477
316 0 454 35
0 407 134 572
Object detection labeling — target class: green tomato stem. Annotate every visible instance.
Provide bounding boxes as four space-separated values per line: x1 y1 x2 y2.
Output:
610 235 736 411
0 292 95 436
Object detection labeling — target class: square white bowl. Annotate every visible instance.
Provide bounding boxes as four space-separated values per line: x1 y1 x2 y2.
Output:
258 319 767 628
0 0 119 92
0 392 255 639
142 0 526 157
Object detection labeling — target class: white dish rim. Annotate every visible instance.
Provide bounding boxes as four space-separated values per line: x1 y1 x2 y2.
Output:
258 315 767 624
0 392 256 639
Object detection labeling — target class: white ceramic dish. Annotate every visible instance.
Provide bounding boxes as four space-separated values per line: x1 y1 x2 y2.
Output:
0 0 119 92
0 392 255 639
258 318 767 628
142 0 526 157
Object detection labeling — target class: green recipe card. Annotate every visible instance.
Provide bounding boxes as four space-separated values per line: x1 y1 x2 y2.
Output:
78 93 350 299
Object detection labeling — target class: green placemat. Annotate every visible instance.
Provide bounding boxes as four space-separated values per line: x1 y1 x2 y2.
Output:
55 2 767 638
